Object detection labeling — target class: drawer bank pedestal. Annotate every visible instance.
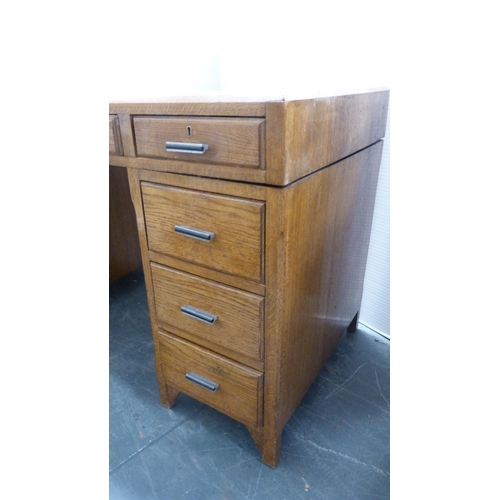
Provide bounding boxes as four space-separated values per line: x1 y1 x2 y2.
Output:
109 91 389 468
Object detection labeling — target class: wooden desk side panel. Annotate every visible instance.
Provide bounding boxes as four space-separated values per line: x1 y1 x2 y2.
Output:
281 91 389 184
274 164 339 432
109 166 142 281
322 141 384 358
275 142 384 431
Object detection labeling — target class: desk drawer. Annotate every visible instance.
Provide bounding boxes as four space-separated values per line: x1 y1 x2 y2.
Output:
151 264 263 364
159 332 263 428
133 116 264 168
142 183 264 282
109 115 122 155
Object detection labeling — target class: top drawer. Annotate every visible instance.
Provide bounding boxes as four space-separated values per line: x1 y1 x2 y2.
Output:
133 117 265 169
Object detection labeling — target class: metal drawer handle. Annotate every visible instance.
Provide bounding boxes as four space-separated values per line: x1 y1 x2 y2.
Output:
186 372 219 392
174 225 215 242
181 305 218 325
166 141 208 154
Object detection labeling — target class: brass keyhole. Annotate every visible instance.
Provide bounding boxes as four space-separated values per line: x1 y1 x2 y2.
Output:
186 126 192 137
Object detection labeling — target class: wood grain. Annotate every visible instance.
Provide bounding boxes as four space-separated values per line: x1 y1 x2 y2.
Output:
264 102 286 185
261 186 285 467
109 154 267 184
110 97 270 117
151 263 264 366
110 90 389 186
114 91 389 468
246 426 264 452
321 142 384 358
134 116 265 168
109 166 141 281
117 114 136 157
139 170 267 296
137 168 267 201
127 168 171 407
159 331 263 428
141 183 265 282
109 115 122 156
279 91 388 184
271 142 384 434
275 163 340 429
147 251 266 297
109 115 117 154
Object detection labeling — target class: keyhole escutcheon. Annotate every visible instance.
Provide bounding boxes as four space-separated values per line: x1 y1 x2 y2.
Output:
186 126 192 137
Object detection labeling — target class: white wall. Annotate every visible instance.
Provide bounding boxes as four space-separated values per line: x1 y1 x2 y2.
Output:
360 107 390 337
107 4 221 98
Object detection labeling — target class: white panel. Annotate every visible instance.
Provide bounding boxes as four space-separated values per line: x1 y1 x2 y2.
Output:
359 106 390 337
107 5 220 99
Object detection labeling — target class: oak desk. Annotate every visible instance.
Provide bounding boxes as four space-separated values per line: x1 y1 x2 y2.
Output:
109 91 389 467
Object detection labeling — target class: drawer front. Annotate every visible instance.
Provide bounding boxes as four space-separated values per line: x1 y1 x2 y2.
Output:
133 117 264 168
152 264 263 363
109 115 122 155
159 332 263 428
142 183 264 282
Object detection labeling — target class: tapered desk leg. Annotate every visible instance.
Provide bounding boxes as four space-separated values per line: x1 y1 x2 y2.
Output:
347 312 359 333
160 384 180 409
262 428 282 468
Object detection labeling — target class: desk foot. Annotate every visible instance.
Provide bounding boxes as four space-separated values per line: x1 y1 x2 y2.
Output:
262 428 282 468
160 385 180 409
347 312 359 333
246 426 264 453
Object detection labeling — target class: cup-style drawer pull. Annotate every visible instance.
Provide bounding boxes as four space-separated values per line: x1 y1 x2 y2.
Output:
174 225 215 242
181 305 218 325
166 141 209 154
186 372 219 392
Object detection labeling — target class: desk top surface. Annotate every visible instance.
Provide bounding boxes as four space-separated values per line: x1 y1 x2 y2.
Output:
109 88 389 116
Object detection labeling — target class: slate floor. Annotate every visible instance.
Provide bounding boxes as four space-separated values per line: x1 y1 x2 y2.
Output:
109 268 390 499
